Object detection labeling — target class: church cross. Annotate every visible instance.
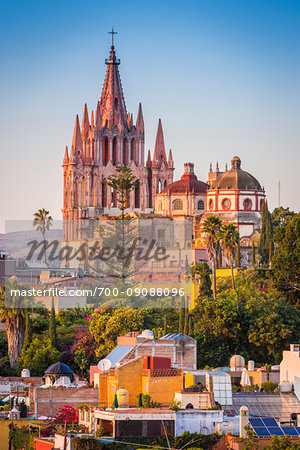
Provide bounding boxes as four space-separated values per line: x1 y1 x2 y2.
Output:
108 27 118 46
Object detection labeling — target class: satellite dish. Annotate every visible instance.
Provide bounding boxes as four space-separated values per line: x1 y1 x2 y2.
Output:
97 359 112 372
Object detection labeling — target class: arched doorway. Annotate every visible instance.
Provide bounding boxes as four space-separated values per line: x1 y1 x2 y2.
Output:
103 137 109 166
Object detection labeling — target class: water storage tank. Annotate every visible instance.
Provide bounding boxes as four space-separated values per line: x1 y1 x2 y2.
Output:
117 388 129 407
230 355 245 371
21 368 30 377
280 381 293 393
248 360 255 371
140 329 154 339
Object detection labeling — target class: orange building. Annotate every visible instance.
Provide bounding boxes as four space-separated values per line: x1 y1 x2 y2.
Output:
98 356 183 408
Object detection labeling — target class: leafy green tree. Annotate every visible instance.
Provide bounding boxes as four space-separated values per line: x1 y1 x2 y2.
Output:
272 207 295 229
266 435 300 449
202 216 222 299
178 308 184 334
192 261 212 298
23 313 32 351
18 337 61 376
163 314 167 336
271 213 300 307
219 223 239 289
90 308 144 358
49 299 57 348
103 166 139 218
193 270 300 367
33 208 53 265
247 295 300 362
258 200 272 265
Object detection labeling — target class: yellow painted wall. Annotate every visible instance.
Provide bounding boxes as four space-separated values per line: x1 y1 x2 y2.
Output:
142 374 183 405
185 372 196 388
108 358 144 407
216 268 238 277
98 373 108 407
0 420 45 450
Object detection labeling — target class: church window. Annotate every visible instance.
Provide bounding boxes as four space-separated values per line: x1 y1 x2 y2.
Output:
197 200 204 210
123 139 128 165
222 198 231 210
158 202 162 211
74 178 79 208
173 199 183 210
130 139 136 162
260 199 264 210
114 98 118 110
81 178 85 206
134 184 140 208
158 179 162 193
103 137 109 166
112 137 117 165
243 198 252 210
208 199 213 211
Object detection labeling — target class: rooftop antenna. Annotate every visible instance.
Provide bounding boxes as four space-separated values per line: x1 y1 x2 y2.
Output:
108 26 118 46
278 180 281 207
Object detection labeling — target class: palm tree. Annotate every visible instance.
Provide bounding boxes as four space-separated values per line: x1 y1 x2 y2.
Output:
0 278 29 369
202 216 222 299
33 208 53 265
219 223 240 289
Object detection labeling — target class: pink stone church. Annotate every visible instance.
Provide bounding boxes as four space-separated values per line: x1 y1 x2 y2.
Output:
62 37 265 244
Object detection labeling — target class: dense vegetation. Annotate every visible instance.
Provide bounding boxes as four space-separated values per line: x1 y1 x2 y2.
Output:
0 208 299 378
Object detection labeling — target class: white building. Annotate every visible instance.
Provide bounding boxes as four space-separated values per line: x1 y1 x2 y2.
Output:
280 344 300 401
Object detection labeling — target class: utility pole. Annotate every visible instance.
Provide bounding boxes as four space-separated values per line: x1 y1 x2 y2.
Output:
278 180 281 208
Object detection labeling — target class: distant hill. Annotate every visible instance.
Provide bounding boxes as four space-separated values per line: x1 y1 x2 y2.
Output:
0 229 62 260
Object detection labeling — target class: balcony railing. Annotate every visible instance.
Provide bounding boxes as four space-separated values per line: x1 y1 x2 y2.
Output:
142 368 182 378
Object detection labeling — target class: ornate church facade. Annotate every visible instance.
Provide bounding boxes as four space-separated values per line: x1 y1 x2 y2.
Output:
62 42 174 240
62 39 265 245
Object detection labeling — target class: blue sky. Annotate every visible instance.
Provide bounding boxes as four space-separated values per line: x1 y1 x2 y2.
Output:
0 0 299 232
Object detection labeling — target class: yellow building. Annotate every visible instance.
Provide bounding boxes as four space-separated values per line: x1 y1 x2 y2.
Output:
98 357 183 408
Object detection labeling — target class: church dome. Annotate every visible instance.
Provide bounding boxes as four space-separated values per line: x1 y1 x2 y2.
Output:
44 362 74 383
45 362 73 376
161 163 208 194
212 157 262 190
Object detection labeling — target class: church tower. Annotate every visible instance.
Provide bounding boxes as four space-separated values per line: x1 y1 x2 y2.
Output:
62 33 174 239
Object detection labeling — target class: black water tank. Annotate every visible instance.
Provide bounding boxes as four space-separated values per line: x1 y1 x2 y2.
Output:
19 401 27 419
